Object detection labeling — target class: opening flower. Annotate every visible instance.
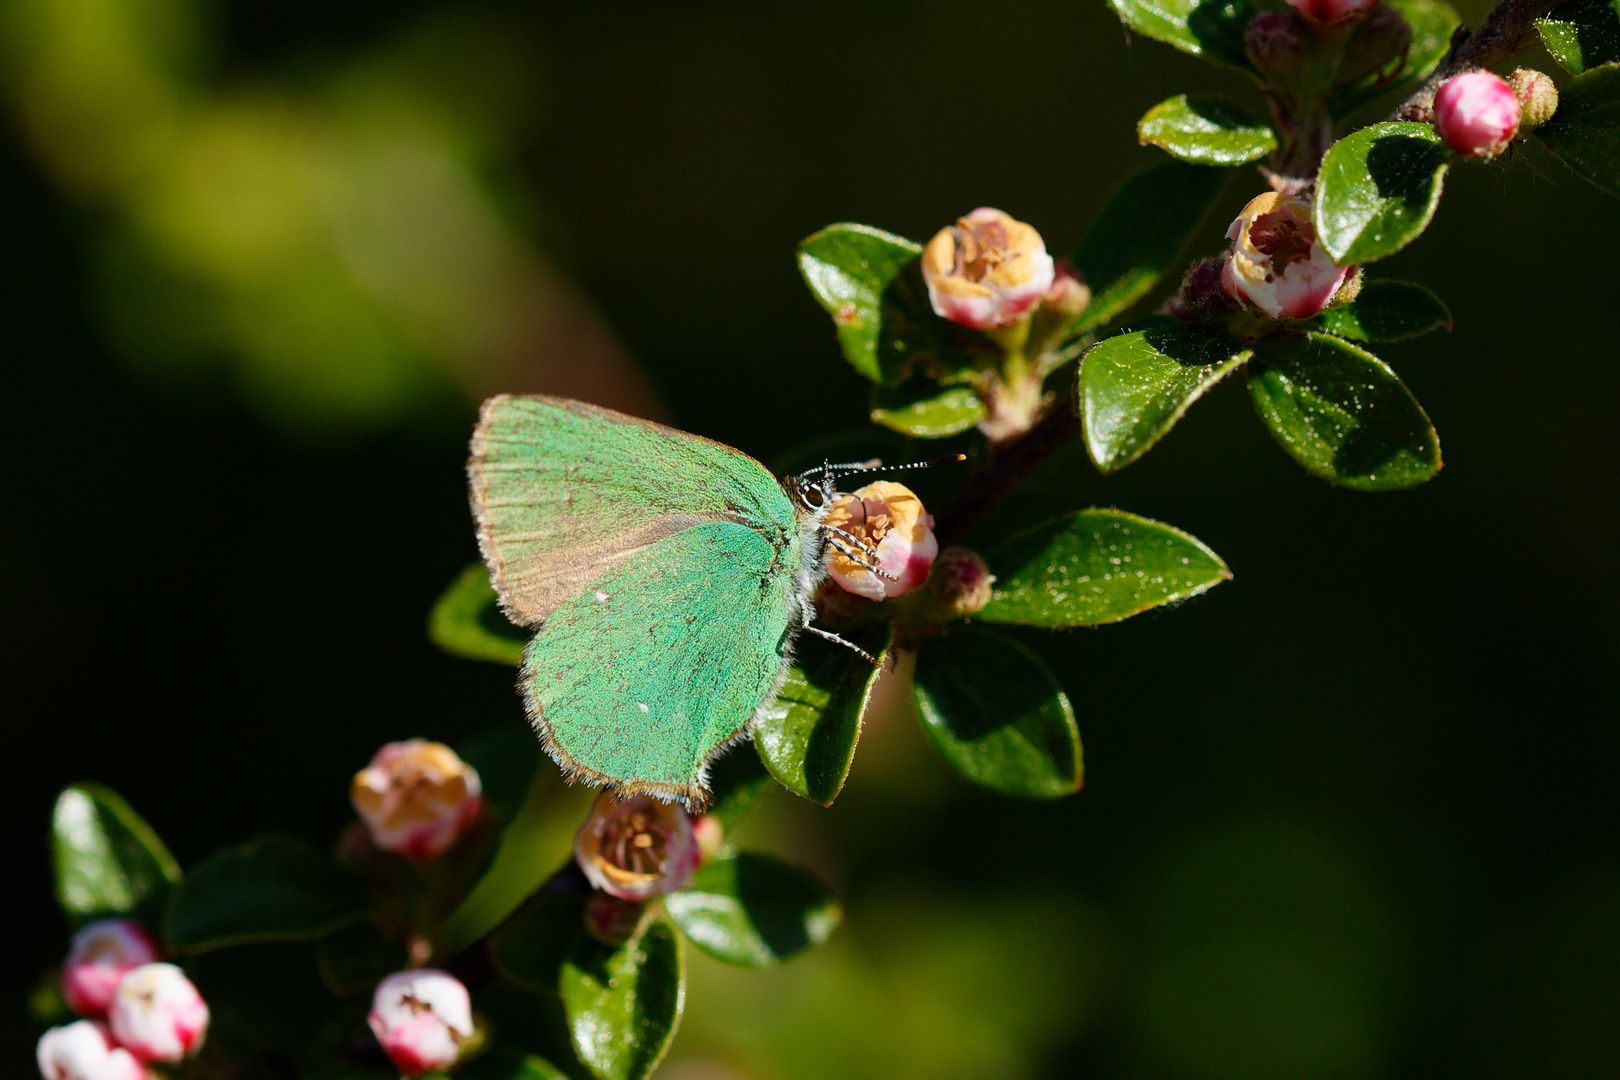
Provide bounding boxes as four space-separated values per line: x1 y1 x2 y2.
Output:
574 791 701 901
1433 70 1521 158
107 963 209 1063
36 1021 146 1080
824 481 938 601
367 970 474 1078
921 208 1055 330
61 919 162 1019
1221 192 1349 320
351 739 484 859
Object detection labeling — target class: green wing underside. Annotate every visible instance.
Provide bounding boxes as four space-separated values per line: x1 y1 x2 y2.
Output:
522 521 796 803
472 395 795 626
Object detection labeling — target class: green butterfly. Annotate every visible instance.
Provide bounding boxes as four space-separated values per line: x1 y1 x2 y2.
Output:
470 395 935 807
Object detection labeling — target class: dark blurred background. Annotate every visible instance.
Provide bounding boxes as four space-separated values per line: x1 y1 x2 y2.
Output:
5 0 1618 1076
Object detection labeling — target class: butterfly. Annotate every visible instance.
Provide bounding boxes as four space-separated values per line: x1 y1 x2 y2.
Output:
468 394 953 807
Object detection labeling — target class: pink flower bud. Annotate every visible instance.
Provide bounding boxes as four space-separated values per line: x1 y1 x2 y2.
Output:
1245 12 1305 80
37 1022 146 1080
1433 71 1521 158
351 739 484 859
574 792 701 901
1221 192 1349 320
583 893 646 946
824 481 938 601
921 208 1055 329
61 920 161 1018
367 970 474 1078
926 547 995 619
106 964 208 1063
1284 0 1378 25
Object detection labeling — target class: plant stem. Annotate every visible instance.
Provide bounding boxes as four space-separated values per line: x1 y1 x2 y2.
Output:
1391 0 1558 121
934 395 1082 546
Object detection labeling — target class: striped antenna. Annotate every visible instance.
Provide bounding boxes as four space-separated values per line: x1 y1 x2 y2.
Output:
809 453 967 484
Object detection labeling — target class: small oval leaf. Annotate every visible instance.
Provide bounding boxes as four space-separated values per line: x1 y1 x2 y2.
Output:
663 853 842 968
754 626 891 806
1107 0 1258 70
912 630 1082 799
560 913 684 1080
165 835 366 953
1538 61 1620 196
1138 94 1277 165
1537 0 1620 74
1075 162 1230 332
430 563 528 666
52 784 180 925
1079 323 1252 472
1249 332 1441 490
1316 279 1451 341
870 378 986 439
796 224 928 384
1314 123 1451 264
980 510 1231 627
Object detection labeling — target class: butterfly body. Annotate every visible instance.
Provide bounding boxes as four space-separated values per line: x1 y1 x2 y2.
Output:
470 395 834 805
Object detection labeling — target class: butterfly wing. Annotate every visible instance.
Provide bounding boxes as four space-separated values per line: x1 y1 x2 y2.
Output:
521 520 797 805
470 394 792 626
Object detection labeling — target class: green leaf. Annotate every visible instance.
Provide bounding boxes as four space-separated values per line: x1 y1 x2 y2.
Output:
165 835 367 952
1078 323 1251 473
1538 61 1620 196
1538 0 1620 74
664 853 842 968
754 626 891 807
1334 0 1462 114
1138 94 1277 165
314 919 410 996
1314 123 1451 264
458 1046 572 1080
460 726 543 823
430 563 528 666
703 746 773 831
1316 279 1451 341
912 629 1082 799
560 913 684 1080
489 890 589 993
51 784 180 925
870 377 986 439
979 510 1231 627
797 224 932 384
1074 162 1229 332
1248 332 1441 490
1108 0 1258 70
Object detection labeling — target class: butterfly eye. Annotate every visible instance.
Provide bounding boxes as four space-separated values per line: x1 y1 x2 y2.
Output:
802 486 826 509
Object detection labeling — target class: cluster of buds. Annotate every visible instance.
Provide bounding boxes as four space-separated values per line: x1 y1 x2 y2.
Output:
39 920 209 1079
1430 68 1557 159
351 739 485 860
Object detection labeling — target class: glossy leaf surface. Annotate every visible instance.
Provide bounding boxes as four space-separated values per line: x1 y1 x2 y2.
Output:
1316 280 1451 341
913 630 1082 799
1538 61 1620 195
165 835 366 952
1108 0 1257 70
51 784 180 925
1079 323 1251 472
1314 123 1450 264
980 510 1230 627
1138 94 1276 165
1249 332 1441 490
870 377 985 438
754 625 890 806
1335 0 1461 113
1538 0 1620 73
489 890 589 993
664 853 841 968
430 563 527 666
703 747 773 831
797 224 928 384
1074 162 1229 331
561 913 684 1080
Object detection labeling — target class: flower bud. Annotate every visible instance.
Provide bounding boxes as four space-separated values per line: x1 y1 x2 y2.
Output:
61 920 161 1019
925 547 995 620
37 1021 146 1080
1179 258 1242 324
1244 12 1305 82
691 813 724 863
1509 67 1559 130
1284 0 1379 25
1337 4 1413 87
107 964 208 1063
1221 192 1349 320
583 893 646 946
351 739 484 860
1432 70 1521 158
825 481 938 601
921 208 1055 330
367 970 474 1078
574 792 701 901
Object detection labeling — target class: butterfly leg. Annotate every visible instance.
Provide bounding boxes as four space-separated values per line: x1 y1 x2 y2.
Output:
801 618 881 666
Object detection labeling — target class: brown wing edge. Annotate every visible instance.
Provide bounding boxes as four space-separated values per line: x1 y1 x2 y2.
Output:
518 625 804 813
